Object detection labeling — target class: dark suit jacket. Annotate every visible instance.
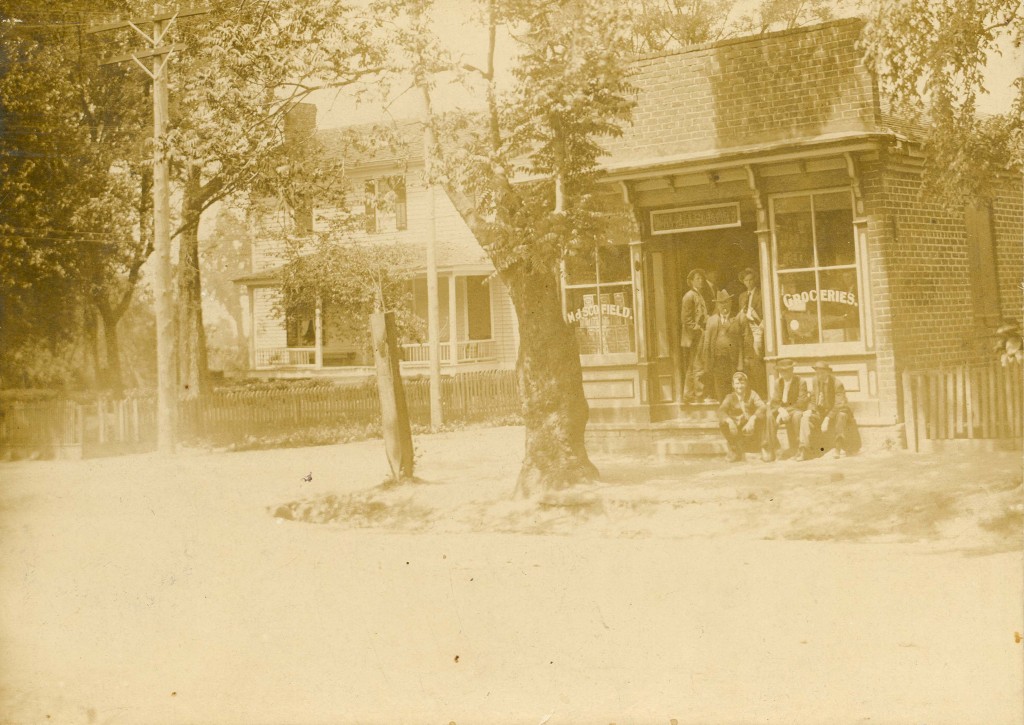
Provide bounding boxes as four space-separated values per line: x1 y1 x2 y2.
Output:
770 376 809 411
809 375 852 420
702 312 742 368
737 288 763 322
679 289 707 348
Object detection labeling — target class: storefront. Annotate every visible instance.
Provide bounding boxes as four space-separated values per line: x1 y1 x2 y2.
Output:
555 19 967 435
562 142 889 427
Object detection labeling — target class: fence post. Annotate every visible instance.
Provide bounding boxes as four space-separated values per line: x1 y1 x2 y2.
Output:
913 374 927 446
901 370 918 452
965 365 974 439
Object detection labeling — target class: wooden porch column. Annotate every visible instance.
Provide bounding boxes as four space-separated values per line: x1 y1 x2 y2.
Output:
247 286 257 369
448 273 458 366
747 166 776 359
314 296 323 368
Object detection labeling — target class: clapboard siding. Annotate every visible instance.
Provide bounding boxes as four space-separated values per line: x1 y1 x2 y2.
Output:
253 287 286 348
490 276 519 367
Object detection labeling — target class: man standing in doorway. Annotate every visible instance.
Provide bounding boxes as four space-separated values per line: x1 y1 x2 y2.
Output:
796 360 858 460
702 289 742 401
680 268 708 403
737 267 767 397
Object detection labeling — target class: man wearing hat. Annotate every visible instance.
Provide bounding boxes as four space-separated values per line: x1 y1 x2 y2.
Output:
737 267 767 397
718 370 768 462
995 321 1023 366
797 360 858 460
765 358 809 459
680 268 709 403
702 288 743 401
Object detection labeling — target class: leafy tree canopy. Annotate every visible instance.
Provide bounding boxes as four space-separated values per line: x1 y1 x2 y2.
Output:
864 0 1024 200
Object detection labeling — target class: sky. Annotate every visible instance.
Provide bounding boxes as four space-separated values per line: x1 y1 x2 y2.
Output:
308 0 1023 130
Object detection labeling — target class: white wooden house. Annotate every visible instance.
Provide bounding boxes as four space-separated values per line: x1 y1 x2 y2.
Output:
235 115 519 377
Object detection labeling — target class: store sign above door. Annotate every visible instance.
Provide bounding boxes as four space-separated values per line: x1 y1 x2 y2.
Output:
650 202 741 235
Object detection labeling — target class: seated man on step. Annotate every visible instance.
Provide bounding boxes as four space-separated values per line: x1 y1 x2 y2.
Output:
765 358 809 460
796 360 859 460
718 371 768 462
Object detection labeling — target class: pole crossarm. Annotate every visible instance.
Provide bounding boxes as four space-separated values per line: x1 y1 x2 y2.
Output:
101 44 182 76
85 6 211 35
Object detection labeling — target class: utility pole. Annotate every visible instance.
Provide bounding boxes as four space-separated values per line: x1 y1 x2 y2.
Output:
420 88 444 429
88 4 210 454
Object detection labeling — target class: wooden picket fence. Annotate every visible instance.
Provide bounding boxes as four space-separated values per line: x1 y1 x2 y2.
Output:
0 400 84 459
902 361 1023 451
180 370 520 440
0 370 521 458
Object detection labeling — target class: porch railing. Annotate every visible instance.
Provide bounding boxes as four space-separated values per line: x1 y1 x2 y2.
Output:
400 339 496 365
401 342 452 364
254 347 317 368
901 360 1022 451
255 340 499 368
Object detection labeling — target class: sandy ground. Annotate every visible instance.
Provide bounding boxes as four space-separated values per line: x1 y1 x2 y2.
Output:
0 425 1021 725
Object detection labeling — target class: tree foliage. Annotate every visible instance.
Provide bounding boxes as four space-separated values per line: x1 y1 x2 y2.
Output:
279 233 422 352
626 0 838 54
144 0 389 397
375 0 636 495
864 0 1024 201
0 1 150 390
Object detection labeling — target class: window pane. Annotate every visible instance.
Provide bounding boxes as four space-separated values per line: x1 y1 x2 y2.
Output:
598 285 636 354
565 250 597 285
814 192 855 266
598 245 632 283
389 176 408 231
778 271 820 345
565 287 601 354
466 276 492 340
818 268 861 343
410 278 449 341
774 195 814 269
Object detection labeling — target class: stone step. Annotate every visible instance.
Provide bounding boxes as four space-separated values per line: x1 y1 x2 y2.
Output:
589 420 720 435
655 435 728 458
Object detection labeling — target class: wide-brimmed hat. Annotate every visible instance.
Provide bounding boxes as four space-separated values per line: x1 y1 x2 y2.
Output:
776 358 795 371
812 360 832 372
686 268 707 285
715 289 733 303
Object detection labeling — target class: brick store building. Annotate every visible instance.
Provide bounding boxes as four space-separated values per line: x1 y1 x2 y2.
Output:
570 18 1022 445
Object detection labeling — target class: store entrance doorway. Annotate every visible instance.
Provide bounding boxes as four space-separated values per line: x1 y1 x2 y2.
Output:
643 226 760 408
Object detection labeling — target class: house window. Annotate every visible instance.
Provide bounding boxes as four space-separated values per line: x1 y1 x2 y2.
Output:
564 245 636 358
465 276 492 340
409 277 450 342
364 176 407 233
772 190 861 348
286 310 319 347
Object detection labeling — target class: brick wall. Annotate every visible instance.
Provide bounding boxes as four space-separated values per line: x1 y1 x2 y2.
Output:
859 156 899 413
992 180 1023 323
605 19 878 164
865 154 1022 372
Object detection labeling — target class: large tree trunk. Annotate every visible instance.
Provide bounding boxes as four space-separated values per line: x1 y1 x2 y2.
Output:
177 168 210 400
97 306 124 399
504 263 598 498
370 310 414 481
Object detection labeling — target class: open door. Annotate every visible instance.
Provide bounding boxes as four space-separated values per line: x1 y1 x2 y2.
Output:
641 240 682 405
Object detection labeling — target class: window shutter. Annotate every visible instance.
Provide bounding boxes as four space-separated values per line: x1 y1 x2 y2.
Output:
964 202 1001 328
